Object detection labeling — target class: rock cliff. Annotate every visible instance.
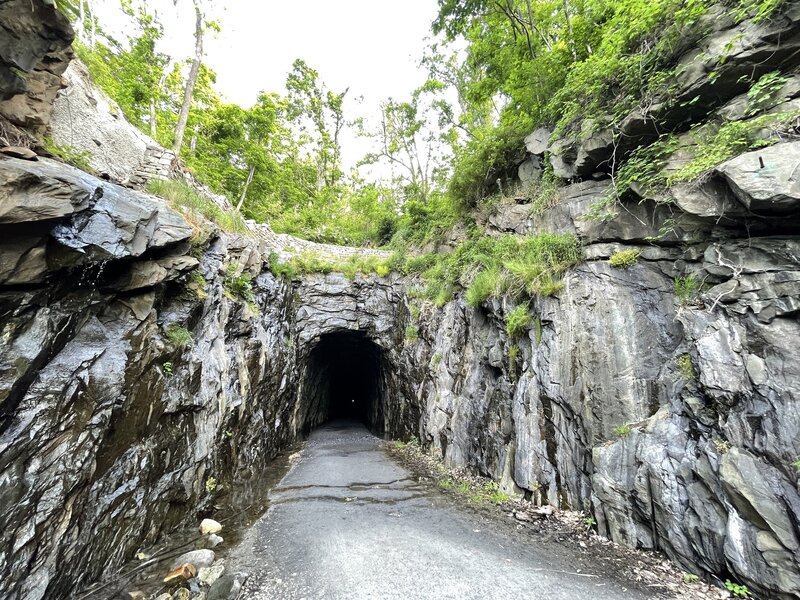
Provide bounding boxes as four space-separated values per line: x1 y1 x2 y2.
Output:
0 3 798 600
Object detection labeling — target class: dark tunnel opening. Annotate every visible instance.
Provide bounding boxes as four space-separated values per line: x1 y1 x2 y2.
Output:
299 331 387 434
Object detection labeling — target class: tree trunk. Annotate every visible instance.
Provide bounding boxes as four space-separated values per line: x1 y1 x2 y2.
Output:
78 0 85 41
88 0 96 46
173 0 203 155
562 0 577 61
236 164 256 212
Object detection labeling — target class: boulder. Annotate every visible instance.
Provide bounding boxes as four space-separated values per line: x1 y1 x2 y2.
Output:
199 519 223 535
716 141 800 215
523 127 551 155
170 549 215 570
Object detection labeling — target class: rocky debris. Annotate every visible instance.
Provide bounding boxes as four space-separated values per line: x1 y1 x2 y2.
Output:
199 562 226 587
0 145 37 159
206 573 246 600
205 534 224 549
164 564 198 585
170 550 216 571
0 0 74 140
126 592 146 600
523 127 551 155
199 520 223 536
50 60 168 184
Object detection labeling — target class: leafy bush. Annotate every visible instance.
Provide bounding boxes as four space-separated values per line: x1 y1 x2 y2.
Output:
609 249 640 268
505 305 531 339
165 324 193 349
404 325 419 342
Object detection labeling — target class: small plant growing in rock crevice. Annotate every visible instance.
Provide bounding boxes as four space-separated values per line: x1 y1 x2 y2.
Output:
162 361 173 377
165 324 193 349
609 249 640 268
431 352 443 366
223 263 257 307
674 275 701 306
508 344 521 381
676 354 696 381
205 477 218 494
404 325 419 343
613 424 633 437
725 580 751 598
505 304 531 338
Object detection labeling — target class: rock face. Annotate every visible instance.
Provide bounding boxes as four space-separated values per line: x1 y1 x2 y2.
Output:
0 0 74 142
0 157 418 600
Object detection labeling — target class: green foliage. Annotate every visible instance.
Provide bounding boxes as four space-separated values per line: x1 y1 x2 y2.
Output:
508 344 521 380
674 275 701 306
533 317 543 345
583 515 597 531
745 71 788 116
162 361 173 377
434 0 715 204
669 111 800 184
609 249 640 268
682 573 700 584
43 137 93 172
432 352 443 366
147 179 248 234
268 252 394 281
188 270 208 300
725 580 751 598
792 458 800 474
165 324 193 349
404 325 420 342
223 264 256 306
205 477 218 494
505 305 531 339
421 233 581 307
676 354 696 381
731 0 785 22
613 424 633 437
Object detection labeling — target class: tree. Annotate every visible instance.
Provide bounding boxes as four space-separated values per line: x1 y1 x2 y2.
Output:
285 59 348 190
359 82 453 204
173 0 219 154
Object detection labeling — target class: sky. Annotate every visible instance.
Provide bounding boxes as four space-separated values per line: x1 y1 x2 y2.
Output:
92 0 442 170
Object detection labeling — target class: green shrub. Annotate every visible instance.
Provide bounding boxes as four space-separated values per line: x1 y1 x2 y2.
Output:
420 233 581 307
505 305 531 339
609 249 640 268
404 325 419 343
147 179 248 234
165 324 193 349
674 275 701 306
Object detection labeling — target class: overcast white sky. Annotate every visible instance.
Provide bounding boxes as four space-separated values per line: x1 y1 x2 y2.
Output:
93 0 441 170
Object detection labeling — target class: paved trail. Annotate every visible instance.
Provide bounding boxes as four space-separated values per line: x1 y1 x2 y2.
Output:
231 422 654 600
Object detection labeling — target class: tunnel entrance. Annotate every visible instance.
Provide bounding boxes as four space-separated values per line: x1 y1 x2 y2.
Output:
299 331 387 434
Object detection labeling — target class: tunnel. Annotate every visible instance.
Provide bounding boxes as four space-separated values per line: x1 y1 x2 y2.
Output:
298 330 389 434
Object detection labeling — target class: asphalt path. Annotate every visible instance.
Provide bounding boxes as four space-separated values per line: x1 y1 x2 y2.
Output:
231 421 654 600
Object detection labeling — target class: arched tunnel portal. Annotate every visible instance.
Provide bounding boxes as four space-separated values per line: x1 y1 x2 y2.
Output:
297 330 392 435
